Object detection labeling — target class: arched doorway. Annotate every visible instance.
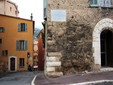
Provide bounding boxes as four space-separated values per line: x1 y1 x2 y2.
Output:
100 30 113 67
93 18 113 67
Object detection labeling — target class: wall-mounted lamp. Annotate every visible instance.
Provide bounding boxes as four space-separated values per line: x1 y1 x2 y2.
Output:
27 52 30 58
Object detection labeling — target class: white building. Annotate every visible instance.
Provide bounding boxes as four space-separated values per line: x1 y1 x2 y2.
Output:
0 0 19 17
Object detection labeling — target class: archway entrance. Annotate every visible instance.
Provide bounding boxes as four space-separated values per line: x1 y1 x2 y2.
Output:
100 30 113 67
93 18 113 67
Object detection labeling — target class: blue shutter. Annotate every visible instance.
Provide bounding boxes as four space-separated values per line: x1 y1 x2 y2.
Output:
18 23 21 32
25 23 27 32
16 40 20 50
24 40 27 50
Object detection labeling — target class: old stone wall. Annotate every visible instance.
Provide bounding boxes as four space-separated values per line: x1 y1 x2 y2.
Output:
47 0 113 75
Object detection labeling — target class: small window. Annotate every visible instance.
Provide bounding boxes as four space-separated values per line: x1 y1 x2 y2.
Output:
0 39 2 44
16 40 28 50
0 27 5 32
90 0 98 6
90 0 113 7
18 23 27 32
19 58 24 68
2 50 8 56
10 7 12 11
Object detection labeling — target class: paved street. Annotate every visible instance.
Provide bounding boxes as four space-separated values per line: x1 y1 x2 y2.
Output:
0 71 39 85
34 71 113 85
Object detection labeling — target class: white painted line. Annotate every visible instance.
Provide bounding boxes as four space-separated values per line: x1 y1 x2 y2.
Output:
69 80 113 85
31 75 37 85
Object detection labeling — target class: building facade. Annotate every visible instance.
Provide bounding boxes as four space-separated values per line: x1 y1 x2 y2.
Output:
33 40 38 70
0 0 19 17
37 29 45 71
0 14 34 72
44 0 113 77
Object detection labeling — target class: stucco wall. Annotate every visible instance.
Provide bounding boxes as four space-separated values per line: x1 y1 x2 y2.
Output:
47 0 113 74
0 0 18 17
0 15 34 72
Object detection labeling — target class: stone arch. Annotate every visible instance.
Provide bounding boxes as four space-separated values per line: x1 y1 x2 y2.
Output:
93 18 113 66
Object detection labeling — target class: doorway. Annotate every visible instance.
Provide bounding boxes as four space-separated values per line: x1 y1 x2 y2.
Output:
10 58 15 71
8 56 17 71
100 30 113 67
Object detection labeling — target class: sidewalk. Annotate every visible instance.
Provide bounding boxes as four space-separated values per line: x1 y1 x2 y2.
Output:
34 71 113 85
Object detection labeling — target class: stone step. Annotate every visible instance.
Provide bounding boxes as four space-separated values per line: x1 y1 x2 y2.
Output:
46 61 61 67
46 67 55 72
46 57 60 62
47 72 63 78
48 52 62 57
47 40 56 46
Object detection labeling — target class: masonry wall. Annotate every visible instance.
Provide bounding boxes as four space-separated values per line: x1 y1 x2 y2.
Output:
47 0 113 75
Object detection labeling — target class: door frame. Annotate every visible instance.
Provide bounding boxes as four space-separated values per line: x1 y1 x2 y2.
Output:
93 18 113 67
8 56 17 71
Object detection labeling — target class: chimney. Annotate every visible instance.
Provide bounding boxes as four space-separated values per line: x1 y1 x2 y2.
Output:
30 13 33 20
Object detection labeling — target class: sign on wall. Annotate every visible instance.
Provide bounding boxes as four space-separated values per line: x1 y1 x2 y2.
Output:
51 10 66 22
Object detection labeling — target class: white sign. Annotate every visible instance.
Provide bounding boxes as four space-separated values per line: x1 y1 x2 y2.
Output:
51 10 66 22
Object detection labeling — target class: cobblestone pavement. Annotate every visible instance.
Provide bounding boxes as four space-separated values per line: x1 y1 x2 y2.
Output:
34 71 113 85
0 71 39 85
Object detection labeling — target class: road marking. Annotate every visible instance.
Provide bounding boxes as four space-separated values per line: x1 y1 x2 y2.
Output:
31 76 37 85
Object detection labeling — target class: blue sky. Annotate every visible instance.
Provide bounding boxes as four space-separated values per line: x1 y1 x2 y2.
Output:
10 0 44 29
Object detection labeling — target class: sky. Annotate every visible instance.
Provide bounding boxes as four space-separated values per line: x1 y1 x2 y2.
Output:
10 0 44 29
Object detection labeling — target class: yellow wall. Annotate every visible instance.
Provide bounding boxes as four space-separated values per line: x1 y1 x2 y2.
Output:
0 15 34 71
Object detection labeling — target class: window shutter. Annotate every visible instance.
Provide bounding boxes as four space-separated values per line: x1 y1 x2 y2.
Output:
25 40 28 50
25 23 27 32
3 27 5 32
16 40 19 50
18 23 21 32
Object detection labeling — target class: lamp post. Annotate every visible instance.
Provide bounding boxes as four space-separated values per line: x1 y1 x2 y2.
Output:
27 52 30 70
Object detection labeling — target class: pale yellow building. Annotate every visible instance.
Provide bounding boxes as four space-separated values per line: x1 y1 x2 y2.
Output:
0 0 19 17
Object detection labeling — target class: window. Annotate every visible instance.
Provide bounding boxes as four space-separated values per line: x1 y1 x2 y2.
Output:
0 39 2 44
2 50 8 56
90 0 113 7
90 0 98 6
0 27 5 32
18 23 27 32
19 58 24 68
16 40 27 50
43 0 47 20
10 7 12 11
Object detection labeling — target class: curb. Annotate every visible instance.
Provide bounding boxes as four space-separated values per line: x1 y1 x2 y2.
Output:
31 75 37 85
69 80 113 85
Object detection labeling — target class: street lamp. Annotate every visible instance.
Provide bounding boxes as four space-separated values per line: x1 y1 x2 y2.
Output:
27 52 30 58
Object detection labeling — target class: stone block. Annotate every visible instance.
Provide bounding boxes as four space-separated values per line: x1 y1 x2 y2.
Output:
47 40 56 46
46 57 60 62
46 62 61 67
48 52 62 57
46 67 55 72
